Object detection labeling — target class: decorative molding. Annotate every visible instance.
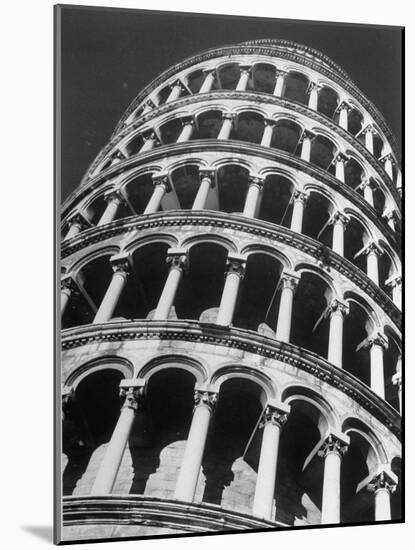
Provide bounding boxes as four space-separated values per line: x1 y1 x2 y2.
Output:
61 320 402 438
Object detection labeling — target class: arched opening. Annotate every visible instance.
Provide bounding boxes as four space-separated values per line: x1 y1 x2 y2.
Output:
128 368 196 498
217 63 240 90
310 135 336 171
235 112 264 144
62 368 124 495
196 110 222 139
233 253 283 332
174 242 228 323
271 120 302 154
372 186 386 217
201 378 264 512
378 249 393 291
62 254 114 329
302 192 333 247
159 118 183 144
373 135 384 159
156 85 172 106
258 174 293 227
84 194 107 225
344 158 364 190
291 271 331 358
343 299 371 387
391 457 402 520
344 216 368 272
348 107 364 136
253 63 276 94
171 164 199 209
317 87 339 119
283 72 309 104
125 134 145 157
124 172 155 215
187 69 205 94
217 164 249 214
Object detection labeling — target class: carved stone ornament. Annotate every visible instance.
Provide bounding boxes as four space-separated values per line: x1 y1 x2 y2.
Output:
318 433 349 458
119 386 144 412
367 470 397 494
194 390 218 411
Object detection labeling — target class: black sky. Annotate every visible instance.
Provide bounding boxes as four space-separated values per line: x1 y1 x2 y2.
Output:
59 5 403 202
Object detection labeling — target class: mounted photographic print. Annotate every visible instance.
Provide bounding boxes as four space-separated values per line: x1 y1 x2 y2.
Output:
55 4 403 545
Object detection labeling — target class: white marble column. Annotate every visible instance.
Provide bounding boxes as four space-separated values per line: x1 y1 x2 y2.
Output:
336 101 351 131
193 169 215 210
273 70 286 97
361 124 375 154
144 175 171 214
61 275 77 316
91 379 146 495
243 176 264 218
275 272 301 342
153 248 188 320
367 470 398 521
307 82 320 110
199 69 216 93
290 190 308 233
330 212 349 256
252 402 290 519
177 118 195 143
216 254 246 326
380 153 395 180
217 113 234 140
335 153 349 183
360 178 375 207
139 131 159 153
93 255 129 324
327 299 349 368
166 80 184 103
64 213 90 241
98 190 125 226
174 388 218 502
300 130 315 162
364 242 382 286
365 333 388 399
261 118 275 147
236 65 251 91
392 356 402 413
318 433 349 524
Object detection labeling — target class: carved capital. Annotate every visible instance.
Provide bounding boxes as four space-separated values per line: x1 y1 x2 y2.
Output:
194 389 218 412
225 254 246 279
248 175 265 190
361 124 377 136
62 386 75 419
367 470 398 495
104 188 126 205
202 68 216 77
166 247 189 271
199 168 216 187
364 241 383 257
66 212 90 231
383 209 397 223
238 64 252 75
275 69 287 78
307 81 321 94
152 174 172 192
379 153 395 166
299 129 315 143
293 190 309 204
392 371 402 388
359 177 377 191
330 211 350 227
278 271 301 292
110 253 130 277
327 299 349 318
119 378 146 412
264 117 276 128
336 100 352 113
180 116 195 128
259 402 290 429
318 433 349 459
366 331 389 350
385 274 402 289
170 79 185 91
335 152 349 164
222 112 235 122
61 275 78 295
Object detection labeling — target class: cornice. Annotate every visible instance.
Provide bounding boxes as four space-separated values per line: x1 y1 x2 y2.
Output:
61 141 401 251
61 211 401 330
109 43 400 163
61 320 401 438
80 91 401 204
63 495 286 532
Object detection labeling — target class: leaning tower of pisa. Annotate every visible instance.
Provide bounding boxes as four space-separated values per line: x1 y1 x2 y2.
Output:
60 39 402 542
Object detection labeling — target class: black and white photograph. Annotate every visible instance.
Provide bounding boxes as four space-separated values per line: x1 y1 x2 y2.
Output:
55 4 403 545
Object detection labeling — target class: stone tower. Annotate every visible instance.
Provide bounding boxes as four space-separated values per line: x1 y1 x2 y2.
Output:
60 39 402 542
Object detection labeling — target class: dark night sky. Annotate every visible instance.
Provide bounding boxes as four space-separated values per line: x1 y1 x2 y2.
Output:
59 5 403 202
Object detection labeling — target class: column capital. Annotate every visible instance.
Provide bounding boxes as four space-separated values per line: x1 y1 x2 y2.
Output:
62 386 75 418
278 270 301 291
66 211 91 232
264 117 276 128
307 81 322 94
365 331 389 350
199 168 216 187
110 253 130 276
335 152 349 164
248 175 265 190
222 112 235 122
359 176 377 191
330 211 350 227
179 116 195 128
360 123 377 136
225 253 247 279
104 188 126 205
318 432 350 459
142 130 160 144
275 68 287 78
364 241 383 257
193 387 218 412
166 247 189 271
112 150 126 162
327 299 349 318
202 67 216 76
238 64 252 75
335 100 352 113
61 274 79 294
382 209 398 223
259 401 290 429
293 189 309 204
299 129 316 143
385 273 402 289
379 152 395 166
152 173 172 192
119 378 146 412
367 469 398 495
